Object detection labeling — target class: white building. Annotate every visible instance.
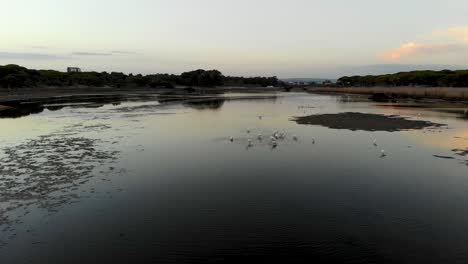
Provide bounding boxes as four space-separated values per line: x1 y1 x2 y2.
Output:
67 67 81 73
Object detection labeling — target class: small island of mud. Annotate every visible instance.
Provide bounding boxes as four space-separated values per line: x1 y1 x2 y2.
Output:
293 112 445 132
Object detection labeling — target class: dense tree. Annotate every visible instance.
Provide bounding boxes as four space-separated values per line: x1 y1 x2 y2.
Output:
337 70 468 88
180 69 224 87
0 64 281 89
223 76 280 87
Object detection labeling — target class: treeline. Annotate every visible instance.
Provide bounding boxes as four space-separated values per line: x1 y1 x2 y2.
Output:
337 70 468 87
223 76 280 87
0 64 281 88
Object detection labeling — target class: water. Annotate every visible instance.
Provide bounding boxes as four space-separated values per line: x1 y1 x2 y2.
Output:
0 93 467 263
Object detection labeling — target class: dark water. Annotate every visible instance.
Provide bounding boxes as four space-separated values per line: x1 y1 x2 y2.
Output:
0 93 467 263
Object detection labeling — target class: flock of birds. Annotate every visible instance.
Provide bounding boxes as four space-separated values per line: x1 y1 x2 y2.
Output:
223 105 468 158
229 130 387 157
230 130 304 149
225 103 467 158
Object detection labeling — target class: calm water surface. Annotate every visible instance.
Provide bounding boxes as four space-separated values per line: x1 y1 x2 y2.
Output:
0 93 467 263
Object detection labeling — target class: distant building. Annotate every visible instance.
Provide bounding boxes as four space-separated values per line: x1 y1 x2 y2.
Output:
67 67 81 73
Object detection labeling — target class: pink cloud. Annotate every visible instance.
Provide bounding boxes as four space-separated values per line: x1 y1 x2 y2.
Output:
379 42 467 61
379 26 468 62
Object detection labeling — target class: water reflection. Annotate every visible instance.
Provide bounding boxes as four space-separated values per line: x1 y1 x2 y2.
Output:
183 98 225 110
0 94 281 119
0 104 44 118
0 94 157 119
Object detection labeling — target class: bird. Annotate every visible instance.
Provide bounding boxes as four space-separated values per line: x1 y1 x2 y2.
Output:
312 137 315 144
258 115 263 120
247 139 253 147
373 139 377 146
257 134 263 140
271 141 278 148
230 136 234 142
278 132 285 139
247 130 251 134
381 149 386 157
293 135 298 141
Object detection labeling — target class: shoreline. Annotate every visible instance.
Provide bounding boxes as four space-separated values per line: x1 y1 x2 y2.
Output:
0 86 283 104
306 86 468 102
2 86 468 104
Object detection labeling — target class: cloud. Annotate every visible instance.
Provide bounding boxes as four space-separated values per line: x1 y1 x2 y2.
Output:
71 51 139 56
0 50 137 62
379 25 468 62
379 42 466 62
0 52 65 60
72 52 113 56
434 26 468 43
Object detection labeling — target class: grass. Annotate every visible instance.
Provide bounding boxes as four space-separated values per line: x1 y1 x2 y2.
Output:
307 86 468 101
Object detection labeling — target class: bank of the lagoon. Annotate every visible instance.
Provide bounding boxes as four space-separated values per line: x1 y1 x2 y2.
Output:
308 86 468 101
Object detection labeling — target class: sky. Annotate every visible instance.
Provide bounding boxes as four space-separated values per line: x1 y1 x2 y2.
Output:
1 0 468 78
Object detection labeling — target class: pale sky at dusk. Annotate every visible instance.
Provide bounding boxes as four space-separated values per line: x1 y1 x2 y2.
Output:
1 0 468 78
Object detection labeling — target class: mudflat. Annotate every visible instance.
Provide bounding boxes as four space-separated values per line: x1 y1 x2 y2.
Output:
293 112 445 131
